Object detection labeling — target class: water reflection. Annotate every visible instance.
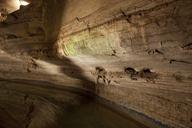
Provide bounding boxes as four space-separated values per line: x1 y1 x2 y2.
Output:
0 80 147 128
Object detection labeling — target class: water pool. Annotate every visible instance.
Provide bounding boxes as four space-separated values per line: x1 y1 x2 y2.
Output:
0 80 148 128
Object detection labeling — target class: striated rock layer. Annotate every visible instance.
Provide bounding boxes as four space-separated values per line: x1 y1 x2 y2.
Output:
0 0 192 128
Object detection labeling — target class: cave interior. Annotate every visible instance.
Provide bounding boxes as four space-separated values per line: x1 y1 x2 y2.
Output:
0 0 192 128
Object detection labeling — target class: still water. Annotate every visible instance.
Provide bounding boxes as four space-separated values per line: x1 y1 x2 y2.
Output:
57 101 148 128
0 80 148 128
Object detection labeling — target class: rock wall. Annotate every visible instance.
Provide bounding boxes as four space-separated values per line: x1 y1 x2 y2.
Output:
56 0 192 128
0 0 191 128
0 0 90 87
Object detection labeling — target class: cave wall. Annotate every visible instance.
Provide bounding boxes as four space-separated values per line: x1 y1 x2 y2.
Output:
0 0 89 87
56 0 192 128
0 0 66 56
0 0 192 128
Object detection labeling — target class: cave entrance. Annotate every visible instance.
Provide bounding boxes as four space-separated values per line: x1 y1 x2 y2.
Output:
0 0 30 22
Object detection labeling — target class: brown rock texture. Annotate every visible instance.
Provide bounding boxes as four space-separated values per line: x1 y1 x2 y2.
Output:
0 0 192 128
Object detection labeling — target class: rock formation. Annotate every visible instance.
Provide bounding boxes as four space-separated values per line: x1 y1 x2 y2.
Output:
0 0 191 128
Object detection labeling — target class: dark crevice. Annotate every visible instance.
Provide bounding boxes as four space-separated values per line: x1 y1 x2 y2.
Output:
124 67 138 80
182 43 192 50
169 59 192 64
5 34 19 39
139 68 158 83
125 67 158 83
147 49 164 55
95 67 111 85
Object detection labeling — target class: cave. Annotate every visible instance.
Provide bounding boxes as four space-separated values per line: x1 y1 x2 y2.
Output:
0 0 192 128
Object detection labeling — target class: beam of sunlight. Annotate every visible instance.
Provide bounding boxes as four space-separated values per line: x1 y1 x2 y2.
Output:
19 0 30 6
37 60 62 75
